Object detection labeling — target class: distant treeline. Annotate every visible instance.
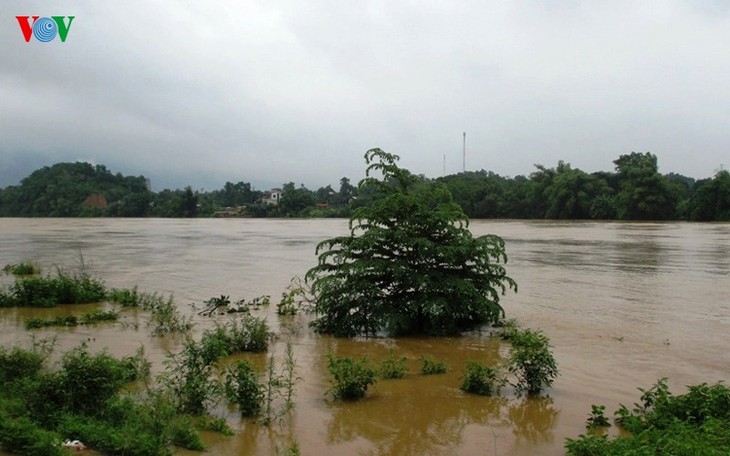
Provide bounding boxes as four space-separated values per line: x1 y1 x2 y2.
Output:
0 152 728 221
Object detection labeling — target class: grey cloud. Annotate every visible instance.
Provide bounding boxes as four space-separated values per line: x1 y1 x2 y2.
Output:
2 1 729 191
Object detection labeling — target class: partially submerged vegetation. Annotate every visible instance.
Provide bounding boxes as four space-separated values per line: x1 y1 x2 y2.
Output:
2 262 41 276
0 270 105 308
566 379 730 455
25 310 119 329
419 355 449 375
306 149 517 337
327 355 378 401
0 341 218 456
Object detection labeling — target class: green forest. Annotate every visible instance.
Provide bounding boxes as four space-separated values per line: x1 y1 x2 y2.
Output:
0 152 728 220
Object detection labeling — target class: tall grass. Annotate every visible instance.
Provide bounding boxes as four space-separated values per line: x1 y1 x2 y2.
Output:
0 271 106 308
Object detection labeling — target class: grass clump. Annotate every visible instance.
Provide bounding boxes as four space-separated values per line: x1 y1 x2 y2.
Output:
0 271 106 308
25 315 78 329
420 355 449 375
107 286 142 307
566 379 730 455
146 295 192 335
199 316 270 363
460 361 506 396
2 262 41 276
379 351 408 379
25 310 119 329
327 355 378 400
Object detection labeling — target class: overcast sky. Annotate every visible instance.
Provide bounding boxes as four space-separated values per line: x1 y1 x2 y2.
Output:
2 1 729 191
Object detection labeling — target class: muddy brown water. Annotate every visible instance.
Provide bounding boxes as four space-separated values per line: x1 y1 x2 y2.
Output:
0 218 728 455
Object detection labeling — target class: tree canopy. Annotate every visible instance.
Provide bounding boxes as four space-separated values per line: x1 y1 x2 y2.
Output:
305 148 517 337
0 153 726 220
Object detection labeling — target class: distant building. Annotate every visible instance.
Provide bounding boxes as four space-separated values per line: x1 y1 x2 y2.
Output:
261 188 282 206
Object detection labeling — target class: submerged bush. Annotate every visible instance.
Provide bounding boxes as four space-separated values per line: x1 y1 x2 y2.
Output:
199 316 270 363
159 340 221 416
0 416 63 456
420 355 449 375
327 355 378 400
0 271 106 308
566 379 730 455
507 327 558 395
108 286 141 307
306 148 517 337
2 262 41 276
0 346 47 384
0 342 214 456
460 361 506 396
379 351 408 379
224 360 263 417
25 310 119 329
147 295 192 335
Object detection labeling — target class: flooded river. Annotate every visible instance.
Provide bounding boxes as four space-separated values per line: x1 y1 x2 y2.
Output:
0 218 728 455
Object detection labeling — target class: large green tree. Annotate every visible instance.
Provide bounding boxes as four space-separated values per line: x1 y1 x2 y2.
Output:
305 148 517 337
532 161 613 219
613 152 679 220
685 170 730 221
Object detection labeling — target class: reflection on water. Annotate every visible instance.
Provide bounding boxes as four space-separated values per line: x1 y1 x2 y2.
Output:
0 218 728 456
508 397 558 444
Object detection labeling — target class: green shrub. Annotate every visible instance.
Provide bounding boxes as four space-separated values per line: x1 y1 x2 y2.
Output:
278 278 308 315
567 380 730 455
199 316 270 363
169 416 205 451
197 415 234 435
0 272 106 307
379 351 408 379
147 295 192 335
420 355 448 375
0 343 226 456
108 286 141 307
507 328 558 395
0 415 63 456
0 347 46 383
25 310 119 330
59 344 143 414
224 360 263 417
159 340 221 415
2 262 41 276
25 315 78 329
327 355 377 400
80 310 119 324
586 404 611 429
460 361 506 396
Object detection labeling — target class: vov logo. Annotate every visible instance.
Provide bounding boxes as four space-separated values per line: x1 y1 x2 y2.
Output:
16 16 75 42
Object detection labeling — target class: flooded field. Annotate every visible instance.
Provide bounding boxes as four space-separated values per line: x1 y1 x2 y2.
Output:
0 218 728 455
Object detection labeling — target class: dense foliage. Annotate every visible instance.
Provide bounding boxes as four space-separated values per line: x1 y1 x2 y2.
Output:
1 153 727 220
566 379 730 455
0 271 106 308
306 148 517 336
0 343 214 456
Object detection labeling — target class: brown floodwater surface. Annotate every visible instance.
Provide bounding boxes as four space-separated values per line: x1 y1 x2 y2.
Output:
0 218 728 455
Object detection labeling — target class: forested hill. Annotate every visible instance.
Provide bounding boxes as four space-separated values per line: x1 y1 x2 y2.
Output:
0 162 153 217
0 153 729 220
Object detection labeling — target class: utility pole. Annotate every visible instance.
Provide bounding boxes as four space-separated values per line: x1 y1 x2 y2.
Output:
443 154 446 176
462 132 466 173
